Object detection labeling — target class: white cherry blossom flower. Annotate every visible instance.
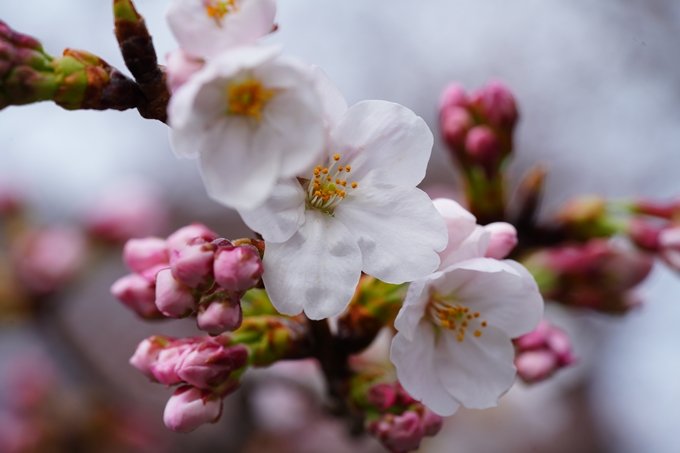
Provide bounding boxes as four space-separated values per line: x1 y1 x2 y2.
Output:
390 198 543 416
238 98 448 320
167 0 276 58
168 45 325 211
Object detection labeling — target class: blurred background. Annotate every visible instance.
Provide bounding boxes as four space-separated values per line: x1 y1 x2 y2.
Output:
1 0 680 451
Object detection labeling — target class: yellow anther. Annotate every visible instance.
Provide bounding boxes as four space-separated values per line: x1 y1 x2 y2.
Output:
326 177 331 181
459 328 465 334
314 191 321 197
481 321 487 327
351 182 358 188
336 179 341 184
345 166 351 172
463 307 469 313
205 0 238 20
322 168 329 174
466 315 472 320
226 78 274 120
457 334 464 342
474 330 482 337
333 154 340 161
338 166 344 172
473 312 480 318
462 321 468 327
340 191 346 197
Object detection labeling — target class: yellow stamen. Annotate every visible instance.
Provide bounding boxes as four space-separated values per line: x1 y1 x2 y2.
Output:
474 330 482 337
333 154 340 161
205 0 239 20
226 78 274 120
351 182 358 188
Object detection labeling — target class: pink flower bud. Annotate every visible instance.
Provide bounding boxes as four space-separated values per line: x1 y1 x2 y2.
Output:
123 237 169 274
514 318 551 350
439 82 469 111
441 107 473 150
484 222 518 259
419 408 443 437
166 223 219 253
83 180 169 243
367 383 398 411
130 336 169 379
395 383 417 406
110 273 162 319
13 227 87 294
177 343 248 389
628 218 663 251
166 48 205 92
155 269 196 318
170 239 215 289
163 386 222 433
465 125 500 173
0 186 22 215
213 245 263 292
515 350 559 383
471 80 518 130
659 226 680 271
196 297 243 334
150 342 194 386
370 411 426 453
514 319 576 383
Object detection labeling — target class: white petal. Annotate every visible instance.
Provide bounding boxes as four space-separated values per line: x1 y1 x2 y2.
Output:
198 117 281 210
334 184 447 284
329 100 433 187
439 226 490 269
435 258 544 338
435 325 516 410
256 59 325 178
432 198 477 268
391 322 462 416
308 64 347 130
261 210 361 319
167 0 276 58
394 278 430 342
237 178 306 243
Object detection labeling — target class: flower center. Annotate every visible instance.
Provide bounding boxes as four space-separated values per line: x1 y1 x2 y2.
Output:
226 78 275 121
428 296 487 342
205 0 239 22
304 154 358 214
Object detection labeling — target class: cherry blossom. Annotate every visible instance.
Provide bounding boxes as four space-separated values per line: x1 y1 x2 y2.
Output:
167 0 276 58
168 45 326 211
238 94 448 319
390 199 543 416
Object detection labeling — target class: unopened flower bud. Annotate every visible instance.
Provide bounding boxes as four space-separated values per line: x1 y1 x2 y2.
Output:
166 48 204 92
471 80 518 130
659 226 680 271
370 411 426 453
515 350 559 383
465 125 500 177
166 223 219 253
197 296 243 334
130 336 169 379
514 319 576 383
441 107 473 150
111 273 162 319
123 237 168 274
213 245 263 292
484 222 518 259
367 383 398 411
439 82 469 111
155 269 196 318
151 342 194 386
395 383 417 406
163 386 222 433
170 239 215 289
420 408 443 437
628 218 663 251
177 343 248 389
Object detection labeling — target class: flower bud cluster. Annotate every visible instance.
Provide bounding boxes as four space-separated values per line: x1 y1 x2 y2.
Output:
439 80 518 179
110 223 264 332
130 334 248 433
514 319 576 383
523 238 653 313
364 382 443 453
